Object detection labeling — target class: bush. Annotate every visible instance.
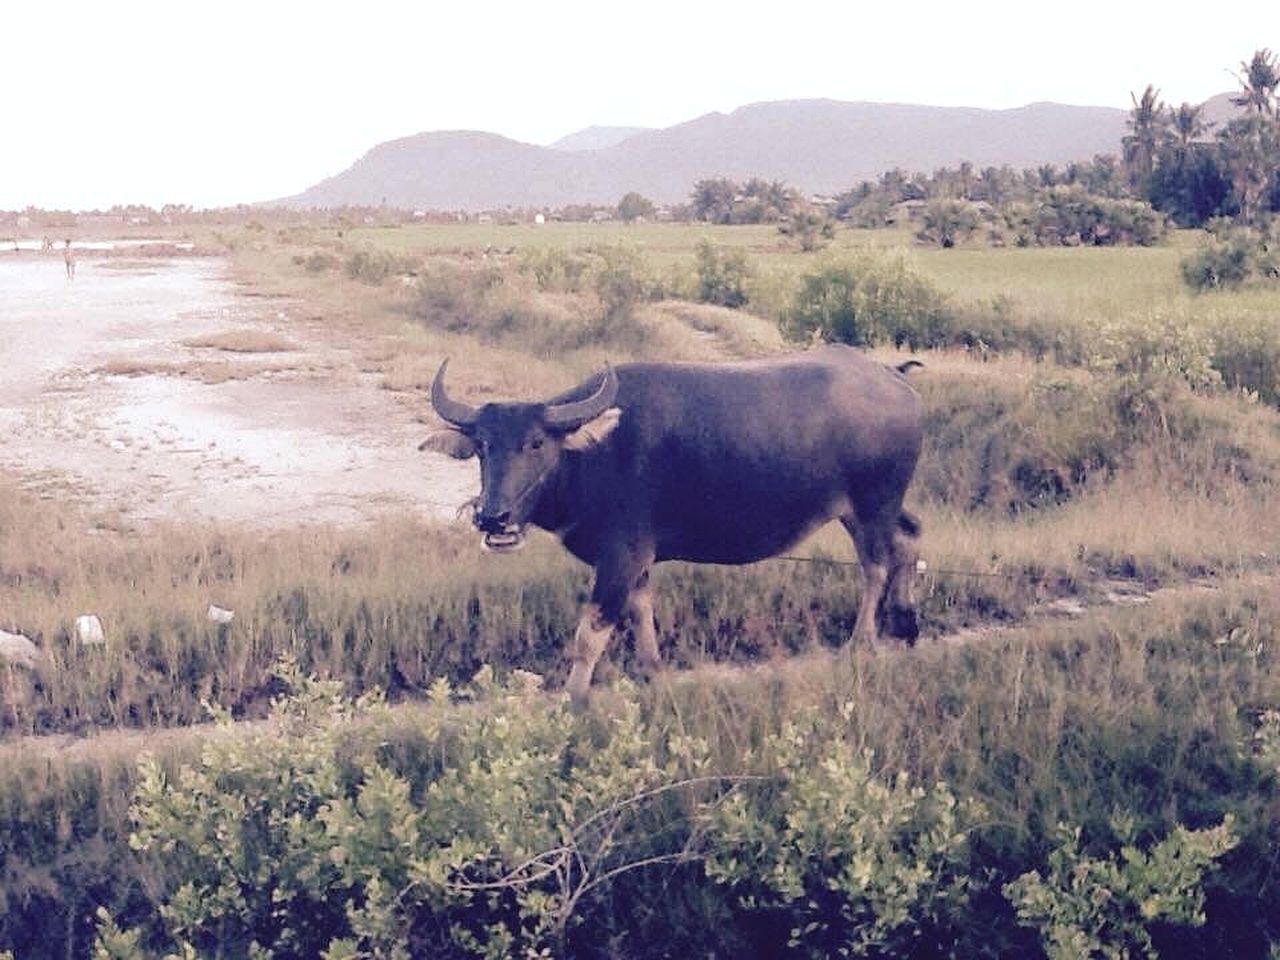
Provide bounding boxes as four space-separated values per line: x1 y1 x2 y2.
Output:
1210 312 1280 405
1004 816 1237 960
94 651 1273 960
1181 223 1280 291
1002 188 1167 247
920 199 982 247
777 209 836 252
107 670 800 958
414 252 652 353
345 249 418 286
412 261 511 334
780 255 952 349
1182 236 1254 290
704 708 977 958
518 247 594 293
694 241 752 308
300 251 339 274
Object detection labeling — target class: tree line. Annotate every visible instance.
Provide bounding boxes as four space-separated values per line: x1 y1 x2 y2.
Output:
1128 48 1279 225
676 48 1280 244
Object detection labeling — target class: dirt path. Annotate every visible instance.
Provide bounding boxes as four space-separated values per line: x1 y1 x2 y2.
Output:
0 252 474 526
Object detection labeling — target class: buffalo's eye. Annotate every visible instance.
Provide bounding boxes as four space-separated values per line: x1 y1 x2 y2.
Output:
530 437 544 451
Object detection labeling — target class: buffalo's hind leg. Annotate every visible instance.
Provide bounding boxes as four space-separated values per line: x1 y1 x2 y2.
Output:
839 513 891 648
882 511 922 643
627 571 663 679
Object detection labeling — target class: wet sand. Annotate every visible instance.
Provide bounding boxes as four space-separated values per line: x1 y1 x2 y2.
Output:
0 252 475 527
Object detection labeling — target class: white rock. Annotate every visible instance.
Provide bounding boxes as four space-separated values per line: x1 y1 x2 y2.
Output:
915 559 928 573
1047 598 1087 617
76 614 106 646
0 629 45 670
207 604 235 624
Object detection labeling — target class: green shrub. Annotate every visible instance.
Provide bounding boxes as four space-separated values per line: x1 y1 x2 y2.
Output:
110 669 751 958
344 249 418 286
412 261 509 333
517 247 594 293
777 208 836 252
1182 223 1280 291
703 707 977 958
1002 187 1167 247
694 240 752 308
303 251 339 274
591 244 650 328
920 199 982 247
1004 815 1237 960
1182 236 1254 289
780 254 952 349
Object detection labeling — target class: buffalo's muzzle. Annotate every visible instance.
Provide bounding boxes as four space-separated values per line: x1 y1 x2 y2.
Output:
475 510 527 552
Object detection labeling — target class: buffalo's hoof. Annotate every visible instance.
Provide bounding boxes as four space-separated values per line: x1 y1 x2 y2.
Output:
886 605 920 645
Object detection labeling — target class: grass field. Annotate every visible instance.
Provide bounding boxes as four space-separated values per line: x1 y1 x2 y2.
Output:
2 219 1279 957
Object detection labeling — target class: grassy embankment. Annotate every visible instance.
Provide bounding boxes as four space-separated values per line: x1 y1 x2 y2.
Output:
1 221 1279 956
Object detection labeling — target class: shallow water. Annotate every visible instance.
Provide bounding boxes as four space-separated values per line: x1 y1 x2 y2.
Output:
0 256 475 527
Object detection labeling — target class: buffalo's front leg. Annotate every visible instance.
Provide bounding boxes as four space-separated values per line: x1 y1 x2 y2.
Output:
565 542 653 707
566 604 614 708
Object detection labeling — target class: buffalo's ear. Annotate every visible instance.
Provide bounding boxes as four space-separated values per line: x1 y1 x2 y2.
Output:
419 430 478 459
561 407 622 451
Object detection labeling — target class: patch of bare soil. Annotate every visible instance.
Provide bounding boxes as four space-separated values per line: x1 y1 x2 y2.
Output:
0 254 474 527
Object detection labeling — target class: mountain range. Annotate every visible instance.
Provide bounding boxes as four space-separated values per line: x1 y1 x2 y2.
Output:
275 97 1182 211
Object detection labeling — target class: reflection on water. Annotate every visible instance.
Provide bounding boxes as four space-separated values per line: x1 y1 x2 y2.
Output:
2 238 197 252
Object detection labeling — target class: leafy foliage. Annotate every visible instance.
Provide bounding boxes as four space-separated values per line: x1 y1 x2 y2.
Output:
1181 221 1280 290
616 192 655 223
780 255 951 349
703 706 977 957
1002 187 1166 247
694 240 752 308
114 666 747 958
1004 816 1237 959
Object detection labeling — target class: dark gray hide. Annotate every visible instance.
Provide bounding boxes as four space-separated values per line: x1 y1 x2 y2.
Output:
425 346 924 705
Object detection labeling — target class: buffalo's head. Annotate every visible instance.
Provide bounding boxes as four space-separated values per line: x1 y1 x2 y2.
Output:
421 361 621 551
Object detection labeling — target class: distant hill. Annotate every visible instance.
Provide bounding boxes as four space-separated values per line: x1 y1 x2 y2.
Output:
1200 91 1244 131
274 98 1138 210
549 125 651 151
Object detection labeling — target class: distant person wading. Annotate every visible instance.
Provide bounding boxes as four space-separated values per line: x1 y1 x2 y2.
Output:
63 239 76 280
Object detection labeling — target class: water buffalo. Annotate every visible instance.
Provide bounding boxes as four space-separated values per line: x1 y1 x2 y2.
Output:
422 346 923 705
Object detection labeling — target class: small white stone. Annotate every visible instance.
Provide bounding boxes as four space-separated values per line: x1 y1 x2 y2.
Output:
915 559 928 573
76 614 106 646
207 604 235 624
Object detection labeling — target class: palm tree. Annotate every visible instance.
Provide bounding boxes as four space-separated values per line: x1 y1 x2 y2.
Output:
1168 102 1209 150
1230 48 1279 116
1223 49 1280 222
1124 85 1166 189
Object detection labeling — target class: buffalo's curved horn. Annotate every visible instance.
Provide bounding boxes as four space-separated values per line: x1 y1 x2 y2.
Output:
544 366 619 429
430 360 479 428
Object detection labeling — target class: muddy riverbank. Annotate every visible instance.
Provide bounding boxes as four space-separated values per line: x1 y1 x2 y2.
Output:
0 252 474 527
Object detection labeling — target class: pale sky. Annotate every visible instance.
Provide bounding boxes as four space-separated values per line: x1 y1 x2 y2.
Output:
4 0 1274 210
